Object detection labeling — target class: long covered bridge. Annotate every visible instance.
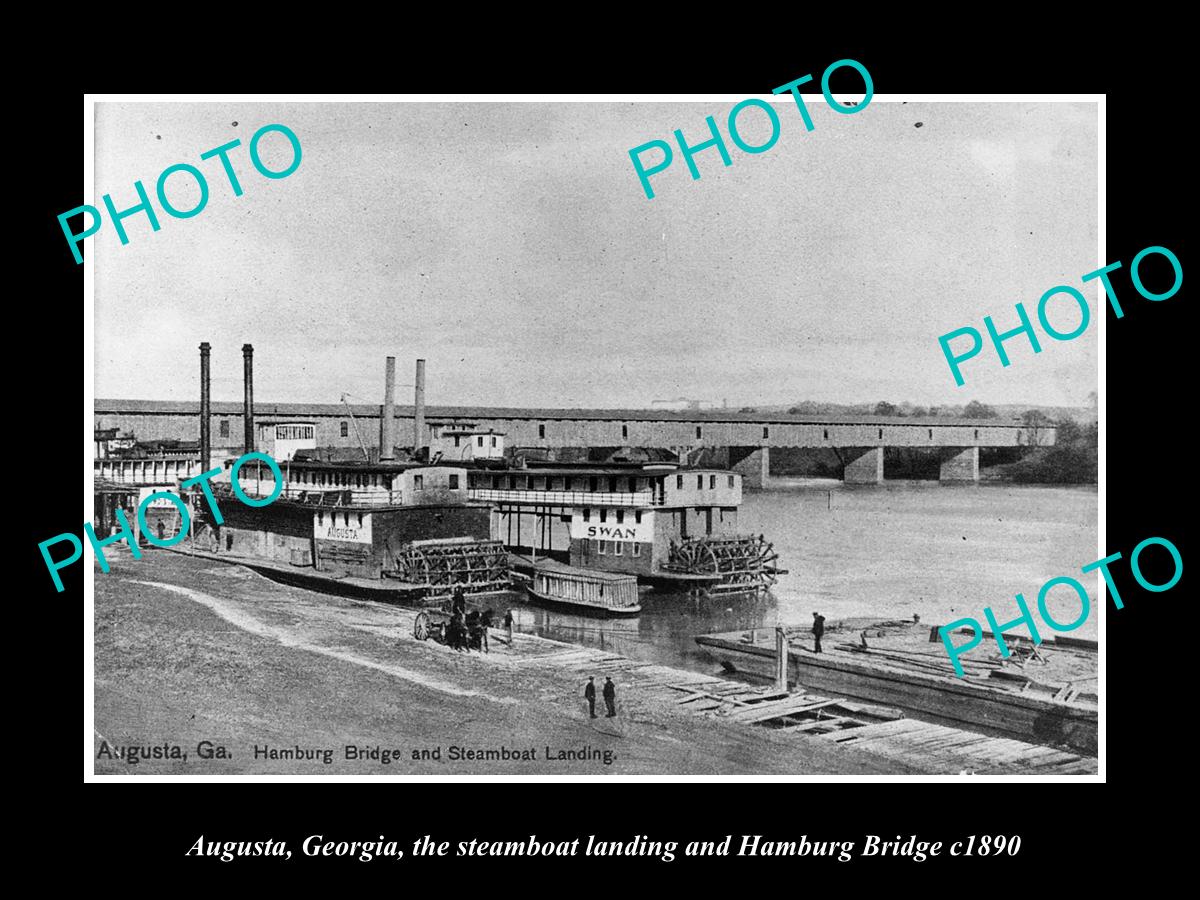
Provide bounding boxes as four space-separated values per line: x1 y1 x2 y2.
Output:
93 400 1054 488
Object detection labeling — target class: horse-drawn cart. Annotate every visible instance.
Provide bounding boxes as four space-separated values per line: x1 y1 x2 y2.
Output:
412 603 494 651
412 608 451 643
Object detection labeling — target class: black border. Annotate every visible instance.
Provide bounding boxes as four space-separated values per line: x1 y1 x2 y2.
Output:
30 24 1187 884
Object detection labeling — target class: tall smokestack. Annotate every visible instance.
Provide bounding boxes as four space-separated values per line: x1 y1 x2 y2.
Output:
242 343 255 453
414 358 426 452
199 342 211 470
380 356 397 462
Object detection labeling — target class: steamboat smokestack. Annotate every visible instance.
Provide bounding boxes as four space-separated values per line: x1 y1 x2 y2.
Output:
242 343 255 453
380 356 397 462
414 358 426 452
199 342 211 470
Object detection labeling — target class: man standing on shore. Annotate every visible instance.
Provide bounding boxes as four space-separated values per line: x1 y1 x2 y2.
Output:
503 609 514 646
812 612 826 654
603 677 617 718
584 677 597 718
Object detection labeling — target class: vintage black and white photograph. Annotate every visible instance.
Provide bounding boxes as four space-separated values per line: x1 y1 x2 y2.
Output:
87 96 1100 776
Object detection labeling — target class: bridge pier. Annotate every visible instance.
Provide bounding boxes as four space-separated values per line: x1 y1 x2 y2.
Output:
843 447 884 484
939 446 980 483
730 447 771 490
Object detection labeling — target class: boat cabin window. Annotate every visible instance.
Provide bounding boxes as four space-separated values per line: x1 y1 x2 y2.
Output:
696 475 703 489
600 510 607 523
879 428 884 439
622 425 628 438
552 477 564 490
491 437 497 447
616 510 624 524
696 426 702 439
449 474 460 489
476 436 484 447
824 429 829 439
763 426 769 438
340 421 349 437
632 543 641 557
676 475 683 489
728 475 735 488
454 436 461 447
598 540 608 554
539 424 545 438
413 475 424 490
583 508 590 521
634 510 642 523
709 475 716 489
614 542 623 556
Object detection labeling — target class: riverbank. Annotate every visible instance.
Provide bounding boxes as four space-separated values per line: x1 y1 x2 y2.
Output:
95 551 926 775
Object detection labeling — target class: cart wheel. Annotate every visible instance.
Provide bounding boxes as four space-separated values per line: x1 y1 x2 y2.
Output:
414 611 430 641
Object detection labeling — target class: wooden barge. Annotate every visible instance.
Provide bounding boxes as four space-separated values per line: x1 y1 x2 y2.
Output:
695 618 1097 755
515 558 642 616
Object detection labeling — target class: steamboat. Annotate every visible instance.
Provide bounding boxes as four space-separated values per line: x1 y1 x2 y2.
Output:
92 349 786 614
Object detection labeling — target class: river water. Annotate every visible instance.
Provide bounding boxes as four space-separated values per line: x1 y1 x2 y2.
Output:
511 479 1099 675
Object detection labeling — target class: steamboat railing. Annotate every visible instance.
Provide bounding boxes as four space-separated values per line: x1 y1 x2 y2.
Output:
230 483 402 507
468 488 663 507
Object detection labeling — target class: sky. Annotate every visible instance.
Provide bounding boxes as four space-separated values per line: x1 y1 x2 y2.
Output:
93 100 1099 410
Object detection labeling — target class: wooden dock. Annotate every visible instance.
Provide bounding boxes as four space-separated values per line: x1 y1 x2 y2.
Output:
509 642 1096 775
815 719 1096 774
696 621 1097 756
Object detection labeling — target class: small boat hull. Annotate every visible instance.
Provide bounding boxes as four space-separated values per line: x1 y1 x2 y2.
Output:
169 547 514 607
522 584 641 617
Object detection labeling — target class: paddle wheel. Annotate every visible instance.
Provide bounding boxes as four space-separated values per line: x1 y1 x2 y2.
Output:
664 534 782 594
389 538 511 595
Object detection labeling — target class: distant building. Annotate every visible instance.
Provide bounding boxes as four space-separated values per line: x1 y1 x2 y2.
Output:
429 424 505 462
94 427 136 459
650 398 716 412
257 421 317 462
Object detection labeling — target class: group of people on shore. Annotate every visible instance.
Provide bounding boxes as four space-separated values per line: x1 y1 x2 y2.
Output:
583 676 617 718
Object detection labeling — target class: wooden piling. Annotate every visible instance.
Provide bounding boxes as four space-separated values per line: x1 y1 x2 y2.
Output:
775 626 788 693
